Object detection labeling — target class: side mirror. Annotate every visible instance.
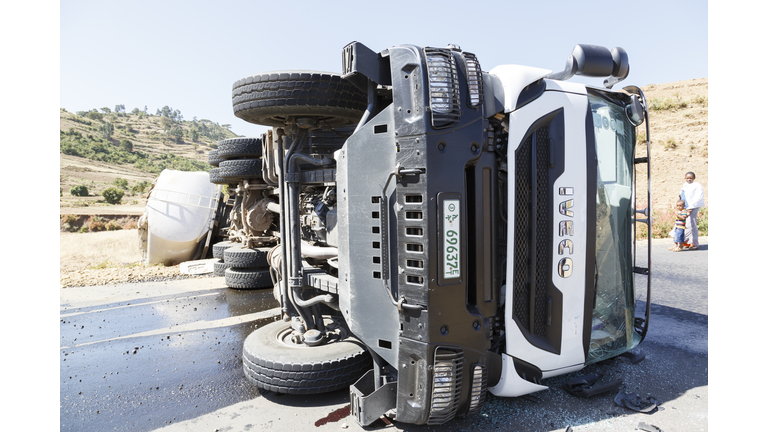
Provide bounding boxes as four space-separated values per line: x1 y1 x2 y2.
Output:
547 44 630 88
604 47 629 89
626 94 645 126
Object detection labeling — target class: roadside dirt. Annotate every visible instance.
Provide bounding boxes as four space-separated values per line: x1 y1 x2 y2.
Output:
59 229 208 288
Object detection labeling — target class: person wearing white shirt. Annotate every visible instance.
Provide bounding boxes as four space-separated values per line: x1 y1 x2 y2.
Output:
679 171 705 249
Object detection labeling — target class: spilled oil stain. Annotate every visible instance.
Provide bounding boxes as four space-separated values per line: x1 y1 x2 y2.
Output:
314 404 350 427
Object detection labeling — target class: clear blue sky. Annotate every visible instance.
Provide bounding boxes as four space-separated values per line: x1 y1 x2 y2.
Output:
59 0 709 137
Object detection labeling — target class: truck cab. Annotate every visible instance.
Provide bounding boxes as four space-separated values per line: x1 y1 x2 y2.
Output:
222 41 651 427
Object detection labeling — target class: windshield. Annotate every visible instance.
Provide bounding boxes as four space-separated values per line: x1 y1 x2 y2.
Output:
586 93 641 364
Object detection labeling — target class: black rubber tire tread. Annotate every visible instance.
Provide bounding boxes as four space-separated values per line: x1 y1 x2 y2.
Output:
224 267 272 289
213 259 228 277
232 71 367 128
209 168 234 185
218 159 263 181
223 244 270 268
217 137 263 160
212 240 237 259
242 320 371 395
208 150 223 167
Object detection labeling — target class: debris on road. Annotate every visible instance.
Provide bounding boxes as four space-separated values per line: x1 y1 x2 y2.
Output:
614 390 659 413
563 373 623 398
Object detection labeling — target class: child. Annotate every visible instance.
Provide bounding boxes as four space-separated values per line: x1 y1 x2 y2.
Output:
670 200 689 252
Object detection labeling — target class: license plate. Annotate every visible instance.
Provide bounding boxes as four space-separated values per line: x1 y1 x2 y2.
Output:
443 199 460 279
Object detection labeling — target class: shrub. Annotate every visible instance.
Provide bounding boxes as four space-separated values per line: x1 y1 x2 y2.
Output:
663 137 677 150
120 139 133 152
113 177 129 189
648 94 689 111
60 214 81 232
131 180 151 195
70 185 89 196
105 220 123 231
86 216 106 232
102 187 124 204
697 207 708 236
87 111 103 121
61 214 78 225
692 95 708 106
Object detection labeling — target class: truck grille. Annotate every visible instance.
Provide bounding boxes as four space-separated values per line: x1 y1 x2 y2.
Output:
512 127 551 338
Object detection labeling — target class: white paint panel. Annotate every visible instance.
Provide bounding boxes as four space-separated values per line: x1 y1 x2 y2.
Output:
501 85 591 381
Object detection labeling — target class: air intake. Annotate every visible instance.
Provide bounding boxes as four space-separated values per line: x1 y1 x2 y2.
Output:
512 128 551 338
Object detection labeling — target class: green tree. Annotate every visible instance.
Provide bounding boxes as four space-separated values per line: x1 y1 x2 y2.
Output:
189 126 199 142
131 107 140 115
70 185 89 196
120 139 133 152
102 187 124 204
100 107 111 113
160 116 172 132
87 111 103 121
169 126 184 142
99 122 114 140
115 104 125 114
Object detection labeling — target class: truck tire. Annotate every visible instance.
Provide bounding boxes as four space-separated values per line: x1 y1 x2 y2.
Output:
219 158 263 181
223 245 270 268
208 149 223 167
217 137 263 159
242 318 371 395
212 240 236 259
224 267 272 289
209 168 232 185
232 71 367 128
213 259 228 277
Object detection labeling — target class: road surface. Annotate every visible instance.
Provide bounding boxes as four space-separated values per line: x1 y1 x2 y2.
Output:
60 238 708 432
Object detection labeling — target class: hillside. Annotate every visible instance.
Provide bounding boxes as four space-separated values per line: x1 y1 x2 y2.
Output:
634 78 708 211
60 107 239 214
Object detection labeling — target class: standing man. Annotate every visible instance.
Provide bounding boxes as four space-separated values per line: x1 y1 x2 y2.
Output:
679 171 705 250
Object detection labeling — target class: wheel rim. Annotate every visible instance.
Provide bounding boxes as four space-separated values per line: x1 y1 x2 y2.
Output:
274 317 350 348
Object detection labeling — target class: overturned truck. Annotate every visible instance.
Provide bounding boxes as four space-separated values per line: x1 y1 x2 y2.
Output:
208 42 653 426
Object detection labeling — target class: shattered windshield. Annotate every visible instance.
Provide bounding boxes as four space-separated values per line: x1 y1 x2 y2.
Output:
587 93 641 364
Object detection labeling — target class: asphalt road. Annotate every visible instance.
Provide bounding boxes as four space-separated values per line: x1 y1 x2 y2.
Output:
60 238 708 432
